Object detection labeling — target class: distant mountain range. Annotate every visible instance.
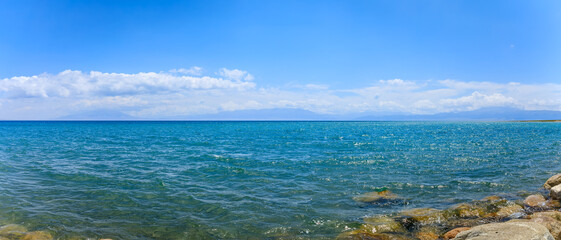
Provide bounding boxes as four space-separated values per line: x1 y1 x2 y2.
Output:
356 107 561 121
166 108 340 120
56 107 561 121
57 110 139 120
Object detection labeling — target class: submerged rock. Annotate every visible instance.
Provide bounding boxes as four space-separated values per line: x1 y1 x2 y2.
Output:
0 224 28 239
494 203 524 219
525 194 548 208
453 221 554 240
481 195 504 202
399 208 448 225
443 227 470 240
353 190 401 204
551 185 561 200
363 216 406 233
22 231 53 240
451 203 486 218
544 174 561 190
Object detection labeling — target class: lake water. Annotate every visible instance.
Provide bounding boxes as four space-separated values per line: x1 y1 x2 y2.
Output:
0 121 560 239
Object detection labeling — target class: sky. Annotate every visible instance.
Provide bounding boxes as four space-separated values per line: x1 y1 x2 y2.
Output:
0 0 560 119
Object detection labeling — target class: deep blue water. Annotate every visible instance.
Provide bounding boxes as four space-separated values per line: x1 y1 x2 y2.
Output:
0 121 560 239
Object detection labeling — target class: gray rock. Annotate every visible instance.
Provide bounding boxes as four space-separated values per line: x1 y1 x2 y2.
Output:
551 185 561 200
453 222 554 240
545 174 561 190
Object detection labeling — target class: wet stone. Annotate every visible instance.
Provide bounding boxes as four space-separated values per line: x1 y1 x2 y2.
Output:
21 231 53 240
0 224 28 239
398 208 453 231
544 174 561 190
414 226 441 240
451 203 486 218
443 227 471 240
494 203 524 219
525 194 548 208
481 195 504 202
362 216 406 233
551 185 561 200
415 231 438 240
546 200 561 209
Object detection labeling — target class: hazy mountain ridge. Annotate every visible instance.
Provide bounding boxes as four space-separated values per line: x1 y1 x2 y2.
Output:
57 110 139 120
54 107 561 121
356 107 561 121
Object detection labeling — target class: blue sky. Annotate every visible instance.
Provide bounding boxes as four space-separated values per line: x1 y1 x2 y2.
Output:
0 0 560 119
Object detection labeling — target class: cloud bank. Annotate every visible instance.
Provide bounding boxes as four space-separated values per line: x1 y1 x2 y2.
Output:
0 68 559 119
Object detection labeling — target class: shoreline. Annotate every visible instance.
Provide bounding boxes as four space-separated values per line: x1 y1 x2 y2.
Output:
338 174 561 240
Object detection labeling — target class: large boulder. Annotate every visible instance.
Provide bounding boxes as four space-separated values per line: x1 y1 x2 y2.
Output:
528 214 561 240
551 185 561 200
453 222 554 240
544 174 561 190
526 211 561 240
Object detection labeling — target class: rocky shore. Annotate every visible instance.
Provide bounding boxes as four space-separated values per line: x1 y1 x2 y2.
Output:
339 174 561 240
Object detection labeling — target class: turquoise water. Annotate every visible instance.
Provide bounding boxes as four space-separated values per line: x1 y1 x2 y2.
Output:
0 121 560 239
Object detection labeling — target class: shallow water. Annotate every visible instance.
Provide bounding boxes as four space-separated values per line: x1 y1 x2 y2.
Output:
0 121 560 239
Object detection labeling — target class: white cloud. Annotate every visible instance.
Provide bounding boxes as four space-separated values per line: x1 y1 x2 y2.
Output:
169 66 203 75
0 69 255 99
439 91 519 111
77 96 148 107
379 79 417 87
0 69 560 119
218 68 254 81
